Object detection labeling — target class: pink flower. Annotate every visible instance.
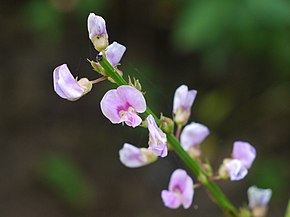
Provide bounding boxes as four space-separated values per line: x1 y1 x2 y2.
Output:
161 169 194 209
173 85 197 126
100 85 146 128
180 122 209 151
53 64 92 101
225 159 248 181
147 115 167 157
104 42 126 67
119 143 157 168
232 141 256 169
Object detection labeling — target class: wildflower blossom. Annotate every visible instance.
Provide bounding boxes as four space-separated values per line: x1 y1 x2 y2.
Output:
87 13 108 51
248 186 272 209
232 141 256 169
161 169 194 209
100 85 146 128
221 141 256 181
119 143 157 168
147 115 167 157
173 85 197 126
180 122 209 151
53 64 92 101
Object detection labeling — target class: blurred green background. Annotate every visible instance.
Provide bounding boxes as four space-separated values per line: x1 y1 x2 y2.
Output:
0 0 289 216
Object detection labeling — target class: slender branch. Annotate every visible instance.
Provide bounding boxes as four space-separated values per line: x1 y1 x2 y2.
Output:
194 176 221 189
91 76 107 84
98 57 240 217
175 125 182 140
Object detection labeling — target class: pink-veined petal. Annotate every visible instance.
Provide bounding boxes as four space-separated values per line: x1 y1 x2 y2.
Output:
117 85 146 113
161 190 181 209
100 89 126 123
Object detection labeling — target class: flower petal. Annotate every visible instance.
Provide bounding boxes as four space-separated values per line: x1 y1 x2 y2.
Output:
120 112 142 128
168 169 190 192
163 169 194 209
173 85 197 113
105 42 126 67
173 85 188 114
225 159 248 181
53 64 84 100
180 122 210 150
147 115 167 157
87 13 107 40
119 143 156 168
181 174 194 209
100 89 126 124
247 186 272 209
232 141 256 169
117 85 146 113
184 89 197 111
161 190 181 209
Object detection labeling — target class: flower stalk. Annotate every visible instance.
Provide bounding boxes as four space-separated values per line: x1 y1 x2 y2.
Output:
98 56 240 217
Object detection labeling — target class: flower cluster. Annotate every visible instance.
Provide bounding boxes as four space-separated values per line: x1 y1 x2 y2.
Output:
53 13 126 101
52 12 271 215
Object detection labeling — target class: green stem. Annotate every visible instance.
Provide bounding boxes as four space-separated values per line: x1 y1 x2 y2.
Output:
98 57 239 217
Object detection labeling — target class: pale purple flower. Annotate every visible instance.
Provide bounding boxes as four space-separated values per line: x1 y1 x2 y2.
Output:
100 85 146 128
87 13 108 51
104 42 126 67
53 64 92 101
147 115 167 158
248 186 272 209
180 122 210 151
87 13 107 39
225 159 248 181
119 143 157 168
232 141 256 169
161 169 194 209
173 85 197 125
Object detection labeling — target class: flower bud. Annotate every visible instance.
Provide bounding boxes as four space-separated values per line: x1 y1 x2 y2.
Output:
159 115 174 134
87 13 109 51
119 143 157 168
248 186 272 209
173 85 197 126
147 115 168 157
88 59 107 76
232 141 256 169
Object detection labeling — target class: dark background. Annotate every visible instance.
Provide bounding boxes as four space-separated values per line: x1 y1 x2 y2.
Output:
0 0 289 216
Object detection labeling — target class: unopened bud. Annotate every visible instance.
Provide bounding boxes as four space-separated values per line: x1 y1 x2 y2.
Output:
77 78 92 94
87 13 109 52
88 59 107 76
174 107 190 126
160 115 174 134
